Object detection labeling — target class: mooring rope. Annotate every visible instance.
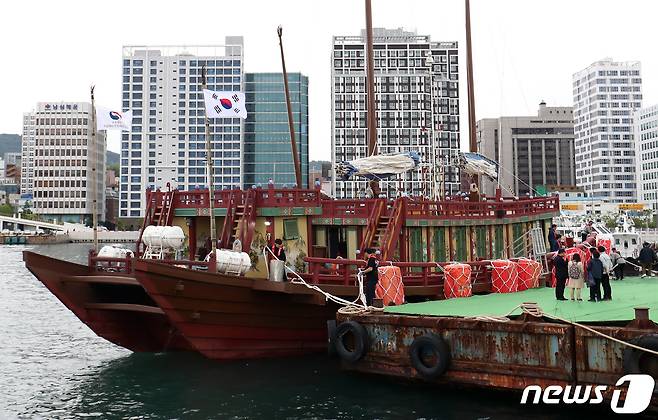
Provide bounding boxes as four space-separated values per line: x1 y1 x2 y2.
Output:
262 246 382 314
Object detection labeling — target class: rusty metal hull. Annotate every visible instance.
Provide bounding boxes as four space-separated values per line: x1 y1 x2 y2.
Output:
337 312 658 411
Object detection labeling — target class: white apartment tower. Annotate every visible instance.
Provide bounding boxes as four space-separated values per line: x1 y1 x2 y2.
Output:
572 58 642 203
634 104 658 210
120 40 244 219
21 112 36 195
332 28 460 199
24 102 105 223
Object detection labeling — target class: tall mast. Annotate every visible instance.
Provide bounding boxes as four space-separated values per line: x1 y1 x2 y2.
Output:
465 0 478 156
201 65 217 255
365 0 377 157
277 26 302 189
90 86 98 252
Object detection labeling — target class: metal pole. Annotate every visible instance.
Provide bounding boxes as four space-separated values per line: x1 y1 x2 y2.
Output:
277 26 302 189
202 66 217 255
90 86 98 252
465 0 478 184
365 0 377 157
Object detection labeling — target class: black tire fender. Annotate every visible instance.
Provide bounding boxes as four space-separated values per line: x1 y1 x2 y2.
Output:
409 333 451 379
334 321 369 363
623 334 658 375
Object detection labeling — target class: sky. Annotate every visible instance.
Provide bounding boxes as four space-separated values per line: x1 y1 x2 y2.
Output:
1 0 657 159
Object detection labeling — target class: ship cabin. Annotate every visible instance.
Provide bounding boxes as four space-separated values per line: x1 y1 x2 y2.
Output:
135 185 559 296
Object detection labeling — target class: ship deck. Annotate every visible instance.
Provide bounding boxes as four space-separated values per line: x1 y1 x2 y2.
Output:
385 276 658 323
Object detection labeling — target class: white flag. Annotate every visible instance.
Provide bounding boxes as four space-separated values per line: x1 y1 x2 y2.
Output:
203 89 247 120
96 107 133 131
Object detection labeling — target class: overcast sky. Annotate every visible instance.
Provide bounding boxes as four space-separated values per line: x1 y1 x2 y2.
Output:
1 0 656 159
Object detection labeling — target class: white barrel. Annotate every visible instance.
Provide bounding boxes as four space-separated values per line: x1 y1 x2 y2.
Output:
98 244 134 259
142 225 165 247
161 226 185 250
269 259 286 282
215 249 252 276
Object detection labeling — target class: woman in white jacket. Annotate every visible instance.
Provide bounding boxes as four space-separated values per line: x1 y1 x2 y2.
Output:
567 253 584 301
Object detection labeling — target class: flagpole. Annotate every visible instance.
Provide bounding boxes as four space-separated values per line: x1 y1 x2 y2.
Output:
90 85 98 252
201 65 217 256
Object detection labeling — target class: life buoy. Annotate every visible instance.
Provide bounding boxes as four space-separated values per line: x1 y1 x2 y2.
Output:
622 334 658 375
334 320 369 363
409 334 451 379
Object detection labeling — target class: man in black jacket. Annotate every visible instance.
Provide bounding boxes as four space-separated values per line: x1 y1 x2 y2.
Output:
553 248 568 301
587 249 604 302
638 242 656 278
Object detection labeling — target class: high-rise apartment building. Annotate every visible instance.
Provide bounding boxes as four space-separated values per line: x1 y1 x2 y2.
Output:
332 28 460 199
120 41 244 219
634 104 658 210
24 102 105 223
21 112 36 195
243 72 308 188
572 58 642 203
477 102 575 196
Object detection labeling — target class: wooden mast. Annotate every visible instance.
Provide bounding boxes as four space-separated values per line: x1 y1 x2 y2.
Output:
90 85 98 251
365 0 377 157
201 65 217 256
277 26 303 189
465 0 479 186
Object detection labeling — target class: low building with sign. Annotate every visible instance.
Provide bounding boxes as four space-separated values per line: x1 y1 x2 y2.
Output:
22 102 105 223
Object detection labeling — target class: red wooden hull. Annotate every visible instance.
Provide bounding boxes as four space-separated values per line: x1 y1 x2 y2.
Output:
23 251 193 353
134 259 339 360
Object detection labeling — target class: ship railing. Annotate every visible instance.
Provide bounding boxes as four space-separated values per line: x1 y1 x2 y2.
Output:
318 199 389 219
405 196 559 219
173 189 244 209
256 187 322 207
89 251 215 274
303 257 493 294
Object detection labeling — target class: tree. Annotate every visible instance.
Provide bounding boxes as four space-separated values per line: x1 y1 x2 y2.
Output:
0 203 15 216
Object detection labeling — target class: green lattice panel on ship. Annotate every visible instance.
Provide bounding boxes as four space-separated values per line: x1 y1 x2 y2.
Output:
385 276 658 323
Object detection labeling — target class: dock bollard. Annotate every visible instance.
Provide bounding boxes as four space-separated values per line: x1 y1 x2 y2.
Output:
633 307 651 328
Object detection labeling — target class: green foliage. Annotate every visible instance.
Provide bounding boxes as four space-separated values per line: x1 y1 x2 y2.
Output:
0 203 15 216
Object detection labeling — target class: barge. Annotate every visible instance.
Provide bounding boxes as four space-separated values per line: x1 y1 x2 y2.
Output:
334 276 658 413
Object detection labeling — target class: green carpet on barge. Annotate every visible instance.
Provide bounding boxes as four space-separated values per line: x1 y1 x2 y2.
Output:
385 276 658 323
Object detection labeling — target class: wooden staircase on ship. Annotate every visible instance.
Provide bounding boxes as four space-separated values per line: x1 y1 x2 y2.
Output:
218 189 257 252
136 187 177 256
359 197 406 261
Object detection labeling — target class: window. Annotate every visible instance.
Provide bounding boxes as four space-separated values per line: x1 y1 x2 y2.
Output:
283 218 299 240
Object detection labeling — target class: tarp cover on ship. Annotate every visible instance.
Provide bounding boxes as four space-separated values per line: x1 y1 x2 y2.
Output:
335 152 421 181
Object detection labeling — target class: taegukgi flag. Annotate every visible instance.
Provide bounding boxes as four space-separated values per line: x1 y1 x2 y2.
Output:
203 89 247 119
96 107 133 131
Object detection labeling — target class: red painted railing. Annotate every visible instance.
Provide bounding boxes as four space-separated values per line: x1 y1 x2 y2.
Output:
170 187 322 210
405 196 559 220
303 257 493 294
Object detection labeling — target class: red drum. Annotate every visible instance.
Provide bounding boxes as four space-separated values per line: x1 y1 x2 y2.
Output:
443 263 472 299
516 258 541 291
375 265 405 306
491 260 518 293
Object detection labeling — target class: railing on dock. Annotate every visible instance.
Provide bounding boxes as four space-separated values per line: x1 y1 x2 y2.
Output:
303 257 493 295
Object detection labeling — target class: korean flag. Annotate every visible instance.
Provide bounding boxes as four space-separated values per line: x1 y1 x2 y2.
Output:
203 89 248 120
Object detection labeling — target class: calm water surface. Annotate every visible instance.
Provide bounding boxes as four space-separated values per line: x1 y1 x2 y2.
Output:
1 244 613 419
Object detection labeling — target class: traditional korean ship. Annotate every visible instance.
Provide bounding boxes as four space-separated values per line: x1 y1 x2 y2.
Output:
24 0 559 360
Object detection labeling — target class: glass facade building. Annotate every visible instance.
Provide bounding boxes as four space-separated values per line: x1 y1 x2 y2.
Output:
243 73 308 188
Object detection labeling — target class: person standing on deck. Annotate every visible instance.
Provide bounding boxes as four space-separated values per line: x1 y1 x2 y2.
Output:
567 253 584 301
553 248 568 301
361 248 379 306
638 242 656 278
610 247 625 280
598 245 613 300
587 249 604 302
548 224 558 252
273 238 287 262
